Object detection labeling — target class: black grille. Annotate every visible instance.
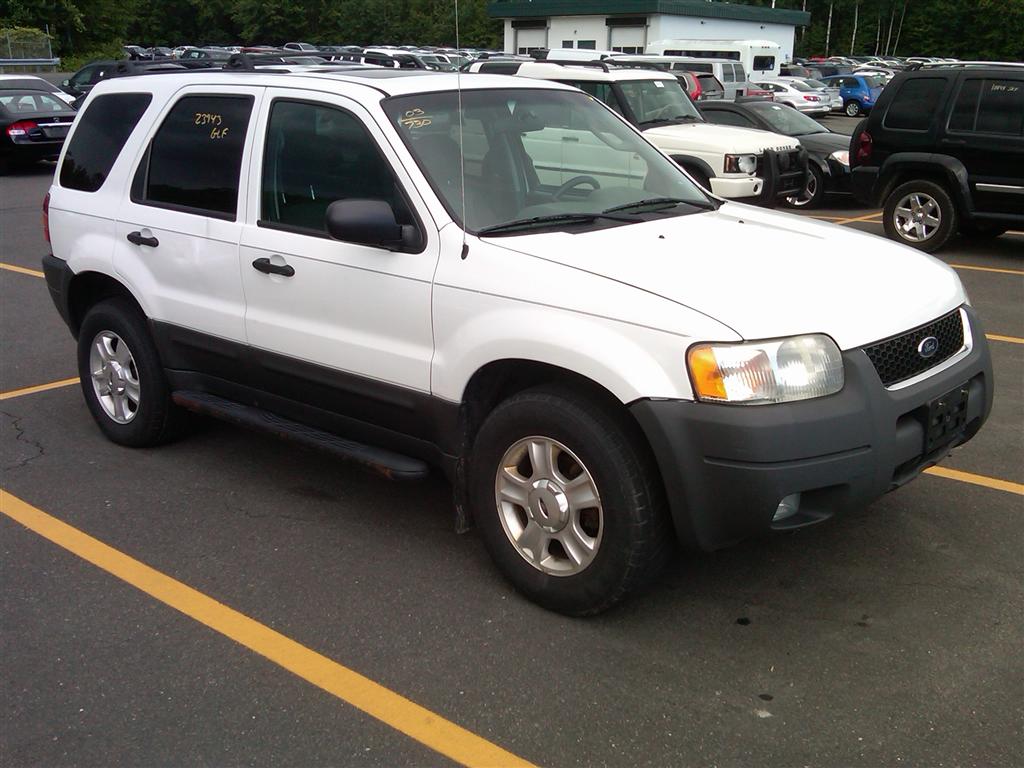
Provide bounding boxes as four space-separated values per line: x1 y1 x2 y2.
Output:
864 310 965 386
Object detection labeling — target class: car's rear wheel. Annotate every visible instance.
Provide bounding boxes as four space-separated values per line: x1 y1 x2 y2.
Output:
883 180 957 253
77 298 190 446
469 386 673 616
844 100 862 117
784 165 824 209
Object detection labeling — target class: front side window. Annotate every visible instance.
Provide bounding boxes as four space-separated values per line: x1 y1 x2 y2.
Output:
384 88 710 234
61 93 152 192
135 94 253 218
976 78 1024 135
567 81 623 114
260 100 415 234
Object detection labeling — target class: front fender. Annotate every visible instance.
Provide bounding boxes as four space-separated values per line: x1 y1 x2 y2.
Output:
431 288 697 405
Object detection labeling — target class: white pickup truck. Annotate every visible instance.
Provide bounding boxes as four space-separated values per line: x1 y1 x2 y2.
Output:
469 59 808 206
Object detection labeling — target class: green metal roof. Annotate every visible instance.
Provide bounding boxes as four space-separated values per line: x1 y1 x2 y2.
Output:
487 0 811 26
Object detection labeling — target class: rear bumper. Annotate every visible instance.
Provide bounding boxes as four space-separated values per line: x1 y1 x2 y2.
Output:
851 165 881 205
41 253 76 335
630 306 993 552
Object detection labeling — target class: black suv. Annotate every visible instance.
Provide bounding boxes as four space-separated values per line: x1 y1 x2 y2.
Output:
850 63 1024 252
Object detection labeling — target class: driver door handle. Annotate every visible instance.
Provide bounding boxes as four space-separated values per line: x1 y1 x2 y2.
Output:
126 231 159 248
252 257 295 277
561 136 580 143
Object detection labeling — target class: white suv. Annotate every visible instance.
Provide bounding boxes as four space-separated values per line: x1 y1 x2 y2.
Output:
470 60 808 206
43 66 992 615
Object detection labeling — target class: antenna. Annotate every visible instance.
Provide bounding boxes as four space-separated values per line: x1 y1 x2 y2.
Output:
455 0 468 259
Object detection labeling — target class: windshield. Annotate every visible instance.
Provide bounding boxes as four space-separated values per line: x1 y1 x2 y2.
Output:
748 102 827 136
864 75 887 88
384 88 712 234
788 80 813 92
617 79 702 125
804 78 827 89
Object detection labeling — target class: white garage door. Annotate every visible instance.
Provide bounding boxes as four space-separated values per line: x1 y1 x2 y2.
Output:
516 28 548 54
610 26 645 54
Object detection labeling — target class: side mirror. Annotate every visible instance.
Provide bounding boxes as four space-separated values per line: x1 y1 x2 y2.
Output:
325 199 420 252
62 79 70 87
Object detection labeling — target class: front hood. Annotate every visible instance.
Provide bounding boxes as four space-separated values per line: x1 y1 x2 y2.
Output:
798 131 850 156
642 122 799 155
486 204 965 350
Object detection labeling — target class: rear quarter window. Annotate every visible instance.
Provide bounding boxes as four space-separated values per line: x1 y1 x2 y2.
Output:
883 78 946 131
59 93 152 192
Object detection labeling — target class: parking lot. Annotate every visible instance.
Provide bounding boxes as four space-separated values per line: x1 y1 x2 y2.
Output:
2 111 1022 767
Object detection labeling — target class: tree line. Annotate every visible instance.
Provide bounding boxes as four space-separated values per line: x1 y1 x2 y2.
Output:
2 0 1021 67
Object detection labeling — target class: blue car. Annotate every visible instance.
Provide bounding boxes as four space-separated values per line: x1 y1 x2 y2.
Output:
821 74 886 117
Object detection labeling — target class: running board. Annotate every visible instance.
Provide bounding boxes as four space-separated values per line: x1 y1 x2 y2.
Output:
171 391 430 481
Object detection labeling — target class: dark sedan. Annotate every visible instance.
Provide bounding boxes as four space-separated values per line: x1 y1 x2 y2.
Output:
700 100 851 209
0 89 76 173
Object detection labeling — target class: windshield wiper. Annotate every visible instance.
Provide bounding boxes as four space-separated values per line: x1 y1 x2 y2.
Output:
476 212 632 236
602 197 717 214
639 115 701 127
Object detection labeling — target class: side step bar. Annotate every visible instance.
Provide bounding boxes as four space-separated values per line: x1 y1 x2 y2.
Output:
171 391 430 481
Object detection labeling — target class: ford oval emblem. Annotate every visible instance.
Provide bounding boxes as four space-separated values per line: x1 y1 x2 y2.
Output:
918 336 940 359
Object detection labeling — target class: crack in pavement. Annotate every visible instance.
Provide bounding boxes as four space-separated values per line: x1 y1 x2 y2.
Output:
1 410 45 470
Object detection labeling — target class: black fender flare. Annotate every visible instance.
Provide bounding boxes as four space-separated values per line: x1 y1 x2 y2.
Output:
670 155 716 183
876 153 973 217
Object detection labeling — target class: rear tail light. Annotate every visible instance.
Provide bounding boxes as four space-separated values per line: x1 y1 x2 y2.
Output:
855 130 873 164
43 192 50 244
691 78 702 101
7 120 38 137
803 95 821 101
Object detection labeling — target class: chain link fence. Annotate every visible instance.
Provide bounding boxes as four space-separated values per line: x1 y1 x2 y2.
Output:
0 29 60 72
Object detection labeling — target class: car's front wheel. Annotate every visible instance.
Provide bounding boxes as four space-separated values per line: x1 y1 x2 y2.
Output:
784 165 824 209
883 180 957 253
77 297 190 446
469 386 673 616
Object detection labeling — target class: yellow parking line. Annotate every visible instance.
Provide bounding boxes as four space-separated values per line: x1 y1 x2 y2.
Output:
835 211 884 224
923 467 1024 496
0 262 44 278
0 490 536 768
0 377 79 401
948 263 1024 276
987 334 1024 345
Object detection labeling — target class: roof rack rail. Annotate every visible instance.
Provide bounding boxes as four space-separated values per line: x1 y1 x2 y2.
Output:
533 59 613 72
918 60 1024 69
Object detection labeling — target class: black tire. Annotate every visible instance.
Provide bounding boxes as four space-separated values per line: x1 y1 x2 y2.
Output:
844 100 862 117
783 164 825 209
883 179 957 253
77 297 190 447
469 386 673 616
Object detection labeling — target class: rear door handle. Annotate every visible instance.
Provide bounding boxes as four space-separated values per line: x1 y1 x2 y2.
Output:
252 257 295 277
941 138 966 146
126 230 159 247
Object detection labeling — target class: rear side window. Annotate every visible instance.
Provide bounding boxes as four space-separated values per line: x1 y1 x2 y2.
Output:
884 78 945 131
752 56 775 71
60 93 152 192
135 94 253 218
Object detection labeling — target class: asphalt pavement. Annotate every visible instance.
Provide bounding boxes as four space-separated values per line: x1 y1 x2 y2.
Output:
2 149 1022 767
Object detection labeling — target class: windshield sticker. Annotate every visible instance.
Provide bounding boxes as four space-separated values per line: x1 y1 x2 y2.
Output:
654 81 664 88
399 108 433 129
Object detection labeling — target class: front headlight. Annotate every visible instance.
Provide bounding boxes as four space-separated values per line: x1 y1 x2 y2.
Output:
687 335 844 404
724 153 758 174
829 150 850 166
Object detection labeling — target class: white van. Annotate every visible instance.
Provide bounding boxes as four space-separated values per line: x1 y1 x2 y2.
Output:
646 39 782 78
